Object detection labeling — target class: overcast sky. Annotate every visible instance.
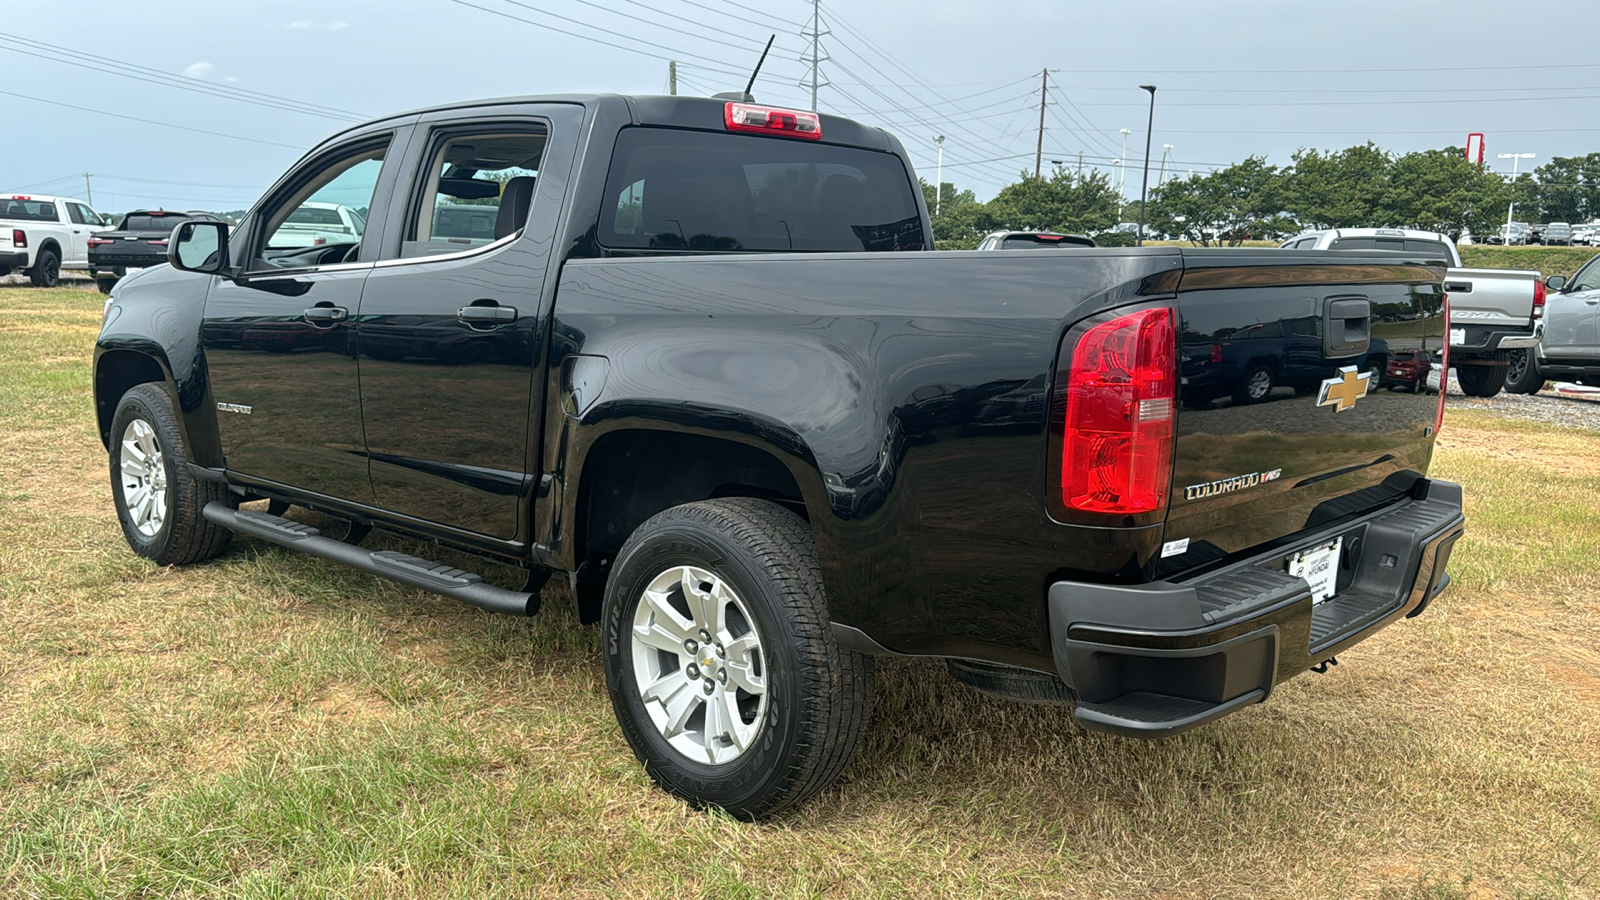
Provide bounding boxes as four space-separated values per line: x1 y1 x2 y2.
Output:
3 0 1596 212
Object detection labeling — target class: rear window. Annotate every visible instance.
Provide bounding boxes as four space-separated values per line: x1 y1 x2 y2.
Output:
1329 236 1451 259
286 207 347 228
998 235 1094 250
2 199 58 222
122 213 188 231
599 127 925 253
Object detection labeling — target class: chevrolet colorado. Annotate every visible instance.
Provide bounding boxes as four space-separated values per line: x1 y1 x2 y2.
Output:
1281 228 1544 397
95 94 1464 819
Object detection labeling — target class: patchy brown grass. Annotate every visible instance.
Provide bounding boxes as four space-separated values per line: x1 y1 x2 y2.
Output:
1 285 1598 898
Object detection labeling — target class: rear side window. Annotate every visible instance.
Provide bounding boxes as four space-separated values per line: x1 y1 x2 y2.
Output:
600 127 925 253
2 199 58 222
1402 240 1451 258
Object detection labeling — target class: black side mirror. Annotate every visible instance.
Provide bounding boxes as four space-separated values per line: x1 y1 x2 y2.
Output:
168 220 229 274
1546 274 1567 293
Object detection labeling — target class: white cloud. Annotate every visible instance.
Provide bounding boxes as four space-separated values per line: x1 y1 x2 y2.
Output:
286 20 313 29
182 61 214 79
326 20 349 30
224 76 240 84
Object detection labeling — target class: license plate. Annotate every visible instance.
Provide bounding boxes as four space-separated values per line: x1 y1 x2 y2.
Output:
1288 537 1342 605
1449 327 1466 345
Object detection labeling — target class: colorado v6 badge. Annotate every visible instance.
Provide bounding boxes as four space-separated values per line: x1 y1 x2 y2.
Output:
1316 365 1370 412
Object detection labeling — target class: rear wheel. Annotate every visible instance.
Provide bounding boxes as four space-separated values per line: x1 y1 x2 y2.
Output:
1234 365 1274 403
1502 349 1544 395
1456 363 1507 398
602 498 873 820
28 248 59 287
108 384 234 565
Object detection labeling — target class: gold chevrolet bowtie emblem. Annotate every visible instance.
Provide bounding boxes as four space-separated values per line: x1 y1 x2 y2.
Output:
1316 365 1371 412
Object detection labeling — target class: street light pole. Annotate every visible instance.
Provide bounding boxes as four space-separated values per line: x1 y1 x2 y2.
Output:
933 135 945 217
1497 151 1535 243
1136 85 1156 247
1118 128 1131 194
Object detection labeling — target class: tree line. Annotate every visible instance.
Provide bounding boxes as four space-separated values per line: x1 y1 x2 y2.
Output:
923 145 1600 249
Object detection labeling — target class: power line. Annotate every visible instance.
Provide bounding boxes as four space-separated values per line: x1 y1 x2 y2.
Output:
0 32 362 121
0 89 306 149
1057 61 1600 75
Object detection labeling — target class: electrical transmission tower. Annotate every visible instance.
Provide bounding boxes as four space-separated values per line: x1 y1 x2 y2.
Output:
801 0 829 111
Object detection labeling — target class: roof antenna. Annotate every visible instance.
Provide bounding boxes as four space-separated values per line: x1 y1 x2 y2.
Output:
713 34 774 103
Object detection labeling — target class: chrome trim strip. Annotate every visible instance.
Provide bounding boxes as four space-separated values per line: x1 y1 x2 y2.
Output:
373 230 521 269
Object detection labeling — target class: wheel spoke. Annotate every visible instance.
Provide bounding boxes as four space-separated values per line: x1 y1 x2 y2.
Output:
725 657 764 695
633 619 690 655
120 456 148 479
641 669 690 704
638 588 694 641
717 691 748 750
701 690 726 760
122 442 147 465
680 568 719 631
660 683 702 738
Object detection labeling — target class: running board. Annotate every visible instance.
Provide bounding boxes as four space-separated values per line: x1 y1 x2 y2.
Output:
202 502 538 616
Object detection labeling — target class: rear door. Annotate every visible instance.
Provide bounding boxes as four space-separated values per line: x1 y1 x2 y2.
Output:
353 103 581 543
1162 253 1446 568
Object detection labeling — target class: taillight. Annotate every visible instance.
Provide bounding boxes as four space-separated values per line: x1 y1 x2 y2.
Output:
724 102 822 140
1209 344 1223 363
147 239 168 246
313 237 327 246
1435 294 1449 434
1054 306 1176 519
1533 277 1546 318
88 238 111 247
11 229 25 248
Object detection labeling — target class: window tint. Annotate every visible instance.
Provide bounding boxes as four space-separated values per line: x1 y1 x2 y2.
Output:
66 203 88 225
1329 237 1406 252
997 235 1094 249
400 129 547 259
253 140 388 268
1 199 58 222
600 127 925 253
123 213 188 231
1402 239 1451 258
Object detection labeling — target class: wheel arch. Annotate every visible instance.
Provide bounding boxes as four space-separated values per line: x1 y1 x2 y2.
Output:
93 348 221 466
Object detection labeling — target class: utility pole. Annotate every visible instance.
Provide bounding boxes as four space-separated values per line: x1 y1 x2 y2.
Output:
83 172 93 206
1077 151 1084 177
1034 68 1048 178
668 60 676 96
933 135 945 217
804 0 828 111
1136 85 1156 247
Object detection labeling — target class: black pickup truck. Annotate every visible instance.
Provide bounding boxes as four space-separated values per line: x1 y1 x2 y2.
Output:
94 94 1464 819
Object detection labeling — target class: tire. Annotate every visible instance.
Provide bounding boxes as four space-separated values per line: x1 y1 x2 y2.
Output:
1456 363 1507 398
946 659 1077 706
108 384 235 565
601 497 873 820
28 247 60 287
1503 349 1544 395
1234 365 1274 404
96 277 116 295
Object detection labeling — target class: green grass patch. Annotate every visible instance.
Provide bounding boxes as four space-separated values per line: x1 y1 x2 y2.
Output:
1458 244 1597 278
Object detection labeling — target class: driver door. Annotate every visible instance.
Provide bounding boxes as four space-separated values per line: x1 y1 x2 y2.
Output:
1547 258 1600 359
201 127 410 501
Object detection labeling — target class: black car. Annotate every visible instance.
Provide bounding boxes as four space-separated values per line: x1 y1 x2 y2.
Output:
88 210 222 292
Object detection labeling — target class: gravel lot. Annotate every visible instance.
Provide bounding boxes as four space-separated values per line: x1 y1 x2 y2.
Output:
1447 371 1600 430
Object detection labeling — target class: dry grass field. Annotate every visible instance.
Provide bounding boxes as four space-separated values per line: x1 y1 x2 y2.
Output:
2 283 1598 898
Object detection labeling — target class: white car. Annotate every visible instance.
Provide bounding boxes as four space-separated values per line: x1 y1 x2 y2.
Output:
0 193 115 286
264 201 366 250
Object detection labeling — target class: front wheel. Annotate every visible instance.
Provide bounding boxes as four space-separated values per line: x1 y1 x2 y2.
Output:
1456 363 1508 398
602 498 873 820
1502 349 1544 395
109 384 235 565
1234 365 1274 403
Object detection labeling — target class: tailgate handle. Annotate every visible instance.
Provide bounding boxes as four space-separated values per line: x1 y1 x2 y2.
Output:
1442 280 1473 293
1324 297 1370 357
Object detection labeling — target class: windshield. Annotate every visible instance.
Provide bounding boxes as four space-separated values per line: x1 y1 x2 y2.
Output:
600 127 925 253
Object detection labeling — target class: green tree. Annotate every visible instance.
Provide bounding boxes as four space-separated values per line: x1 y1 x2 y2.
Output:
985 167 1121 236
1532 153 1600 223
920 180 996 250
1284 143 1393 229
1385 147 1508 237
1146 157 1290 246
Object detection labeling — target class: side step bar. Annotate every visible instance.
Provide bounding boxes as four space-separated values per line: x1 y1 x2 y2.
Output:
202 502 538 616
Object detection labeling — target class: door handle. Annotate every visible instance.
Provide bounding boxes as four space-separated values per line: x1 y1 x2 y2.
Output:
1442 281 1473 293
457 304 517 324
303 306 348 323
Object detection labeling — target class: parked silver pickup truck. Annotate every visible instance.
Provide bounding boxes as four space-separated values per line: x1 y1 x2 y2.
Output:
1504 253 1600 393
1281 228 1543 397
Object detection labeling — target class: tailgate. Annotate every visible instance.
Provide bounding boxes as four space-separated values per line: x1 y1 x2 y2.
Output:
1443 266 1538 331
1163 252 1446 569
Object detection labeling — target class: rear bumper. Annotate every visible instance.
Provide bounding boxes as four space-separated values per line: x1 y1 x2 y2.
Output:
1048 479 1465 738
0 251 27 268
1453 319 1542 353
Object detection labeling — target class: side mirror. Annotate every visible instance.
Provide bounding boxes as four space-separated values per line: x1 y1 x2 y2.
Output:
168 220 229 274
1546 274 1567 293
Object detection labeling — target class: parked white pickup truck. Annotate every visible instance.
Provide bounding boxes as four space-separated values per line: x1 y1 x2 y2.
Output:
1280 228 1544 397
1 193 115 286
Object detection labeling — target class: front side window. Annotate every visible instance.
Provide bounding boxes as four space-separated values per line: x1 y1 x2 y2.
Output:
1569 257 1600 292
251 140 389 270
399 128 547 259
599 127 925 253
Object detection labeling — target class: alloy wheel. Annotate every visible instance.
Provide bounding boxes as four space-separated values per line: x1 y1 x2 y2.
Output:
119 418 168 538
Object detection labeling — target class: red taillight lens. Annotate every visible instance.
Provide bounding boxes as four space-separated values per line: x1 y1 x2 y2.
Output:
147 239 168 246
1209 343 1223 363
724 102 822 140
1533 277 1546 318
312 237 327 246
1059 307 1176 516
1435 294 1449 434
11 229 25 248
